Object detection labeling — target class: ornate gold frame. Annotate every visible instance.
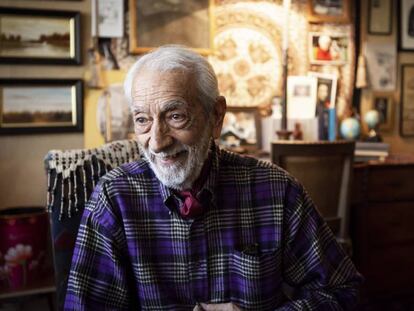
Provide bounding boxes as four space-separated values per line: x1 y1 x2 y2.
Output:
129 0 215 55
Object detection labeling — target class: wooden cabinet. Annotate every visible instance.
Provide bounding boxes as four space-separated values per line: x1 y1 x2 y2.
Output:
351 156 414 300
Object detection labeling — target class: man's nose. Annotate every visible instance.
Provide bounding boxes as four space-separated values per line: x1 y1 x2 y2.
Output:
149 120 172 153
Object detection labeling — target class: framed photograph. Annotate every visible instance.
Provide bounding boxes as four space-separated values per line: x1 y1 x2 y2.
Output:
0 8 81 65
372 92 394 132
309 32 349 65
219 106 261 153
91 0 124 38
365 43 397 91
0 79 83 134
398 0 414 51
368 0 393 35
307 0 351 23
287 76 317 119
308 72 338 110
400 65 414 136
129 0 214 55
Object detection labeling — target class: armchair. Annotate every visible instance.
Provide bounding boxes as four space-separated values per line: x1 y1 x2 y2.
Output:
44 139 140 309
271 140 355 254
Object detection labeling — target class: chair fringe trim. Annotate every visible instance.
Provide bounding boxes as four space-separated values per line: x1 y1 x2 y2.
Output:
45 140 140 220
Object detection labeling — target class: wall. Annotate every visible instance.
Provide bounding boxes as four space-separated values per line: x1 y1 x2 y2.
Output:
359 1 414 154
0 0 91 209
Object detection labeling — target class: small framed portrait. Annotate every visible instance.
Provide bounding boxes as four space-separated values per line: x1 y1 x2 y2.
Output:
129 0 215 55
309 32 349 65
368 0 393 35
400 64 414 136
219 106 261 153
307 0 351 23
0 79 83 135
372 92 394 132
308 72 338 110
287 76 318 119
0 7 81 65
398 0 414 51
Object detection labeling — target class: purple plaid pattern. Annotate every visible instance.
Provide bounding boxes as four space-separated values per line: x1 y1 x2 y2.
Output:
64 145 362 310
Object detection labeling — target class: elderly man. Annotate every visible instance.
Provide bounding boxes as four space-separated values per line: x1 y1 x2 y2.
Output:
65 46 362 310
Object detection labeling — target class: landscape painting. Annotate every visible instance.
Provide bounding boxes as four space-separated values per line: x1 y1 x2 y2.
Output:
0 79 83 134
0 8 81 64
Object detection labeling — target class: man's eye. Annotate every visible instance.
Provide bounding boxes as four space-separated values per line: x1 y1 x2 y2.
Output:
135 117 149 124
171 113 185 121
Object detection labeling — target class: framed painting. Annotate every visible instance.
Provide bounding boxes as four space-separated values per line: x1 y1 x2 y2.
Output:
372 92 394 132
0 79 83 134
398 0 414 51
400 65 414 136
0 8 81 65
129 0 214 55
309 32 349 65
307 0 351 23
368 0 393 35
219 106 261 153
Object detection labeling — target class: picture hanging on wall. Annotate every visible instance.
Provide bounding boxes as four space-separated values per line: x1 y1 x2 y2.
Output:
372 92 394 132
219 106 261 153
365 43 397 91
309 32 349 65
398 0 414 51
0 8 81 65
368 0 393 35
307 0 351 23
129 0 214 55
0 79 83 135
400 65 414 136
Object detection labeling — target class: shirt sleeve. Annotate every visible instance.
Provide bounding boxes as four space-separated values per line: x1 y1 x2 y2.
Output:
277 179 363 311
64 181 137 311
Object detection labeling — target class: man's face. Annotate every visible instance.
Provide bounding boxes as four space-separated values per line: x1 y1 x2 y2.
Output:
131 69 224 190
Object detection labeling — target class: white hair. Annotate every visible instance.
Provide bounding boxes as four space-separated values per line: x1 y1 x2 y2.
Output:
123 45 219 115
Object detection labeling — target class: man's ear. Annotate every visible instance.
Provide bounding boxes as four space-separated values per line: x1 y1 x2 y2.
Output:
212 96 227 139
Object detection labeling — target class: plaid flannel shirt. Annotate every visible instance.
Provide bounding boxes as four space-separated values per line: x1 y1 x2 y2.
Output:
64 144 362 310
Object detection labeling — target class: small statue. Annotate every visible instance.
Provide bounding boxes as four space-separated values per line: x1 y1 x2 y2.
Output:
292 122 303 140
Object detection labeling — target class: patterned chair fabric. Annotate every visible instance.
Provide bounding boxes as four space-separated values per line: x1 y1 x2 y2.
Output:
44 139 140 309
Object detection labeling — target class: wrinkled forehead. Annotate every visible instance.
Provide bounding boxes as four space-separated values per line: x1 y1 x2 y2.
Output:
131 69 197 105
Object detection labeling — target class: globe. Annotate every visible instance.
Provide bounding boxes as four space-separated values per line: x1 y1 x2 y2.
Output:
340 117 360 140
364 110 380 130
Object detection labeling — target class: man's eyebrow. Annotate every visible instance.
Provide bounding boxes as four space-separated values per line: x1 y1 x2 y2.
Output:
161 100 187 112
131 106 146 114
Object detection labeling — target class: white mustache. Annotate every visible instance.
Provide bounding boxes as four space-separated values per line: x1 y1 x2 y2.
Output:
149 145 188 159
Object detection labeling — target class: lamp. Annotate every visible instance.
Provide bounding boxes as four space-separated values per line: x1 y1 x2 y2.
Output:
276 0 293 140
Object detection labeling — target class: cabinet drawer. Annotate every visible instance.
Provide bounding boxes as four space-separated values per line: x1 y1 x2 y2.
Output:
368 202 414 247
365 166 414 202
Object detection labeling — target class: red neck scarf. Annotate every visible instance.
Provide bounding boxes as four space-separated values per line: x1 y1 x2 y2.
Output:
177 155 212 218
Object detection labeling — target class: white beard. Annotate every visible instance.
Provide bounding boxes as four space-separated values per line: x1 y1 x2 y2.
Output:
139 127 212 190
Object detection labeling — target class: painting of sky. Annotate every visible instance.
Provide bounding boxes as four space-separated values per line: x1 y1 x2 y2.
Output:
3 86 72 113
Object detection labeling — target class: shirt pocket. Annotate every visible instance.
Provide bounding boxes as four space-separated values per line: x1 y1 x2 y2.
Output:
229 248 281 310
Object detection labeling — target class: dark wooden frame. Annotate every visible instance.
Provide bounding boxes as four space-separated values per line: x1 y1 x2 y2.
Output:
128 0 214 55
307 0 351 23
398 0 414 51
0 8 81 65
372 91 394 132
220 106 262 153
368 0 393 35
400 65 414 136
0 79 83 135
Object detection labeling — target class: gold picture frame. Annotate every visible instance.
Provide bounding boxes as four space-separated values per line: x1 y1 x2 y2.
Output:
129 0 215 55
307 0 351 23
372 92 394 132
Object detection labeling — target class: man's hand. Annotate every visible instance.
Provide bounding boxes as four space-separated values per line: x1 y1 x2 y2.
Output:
193 302 241 311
